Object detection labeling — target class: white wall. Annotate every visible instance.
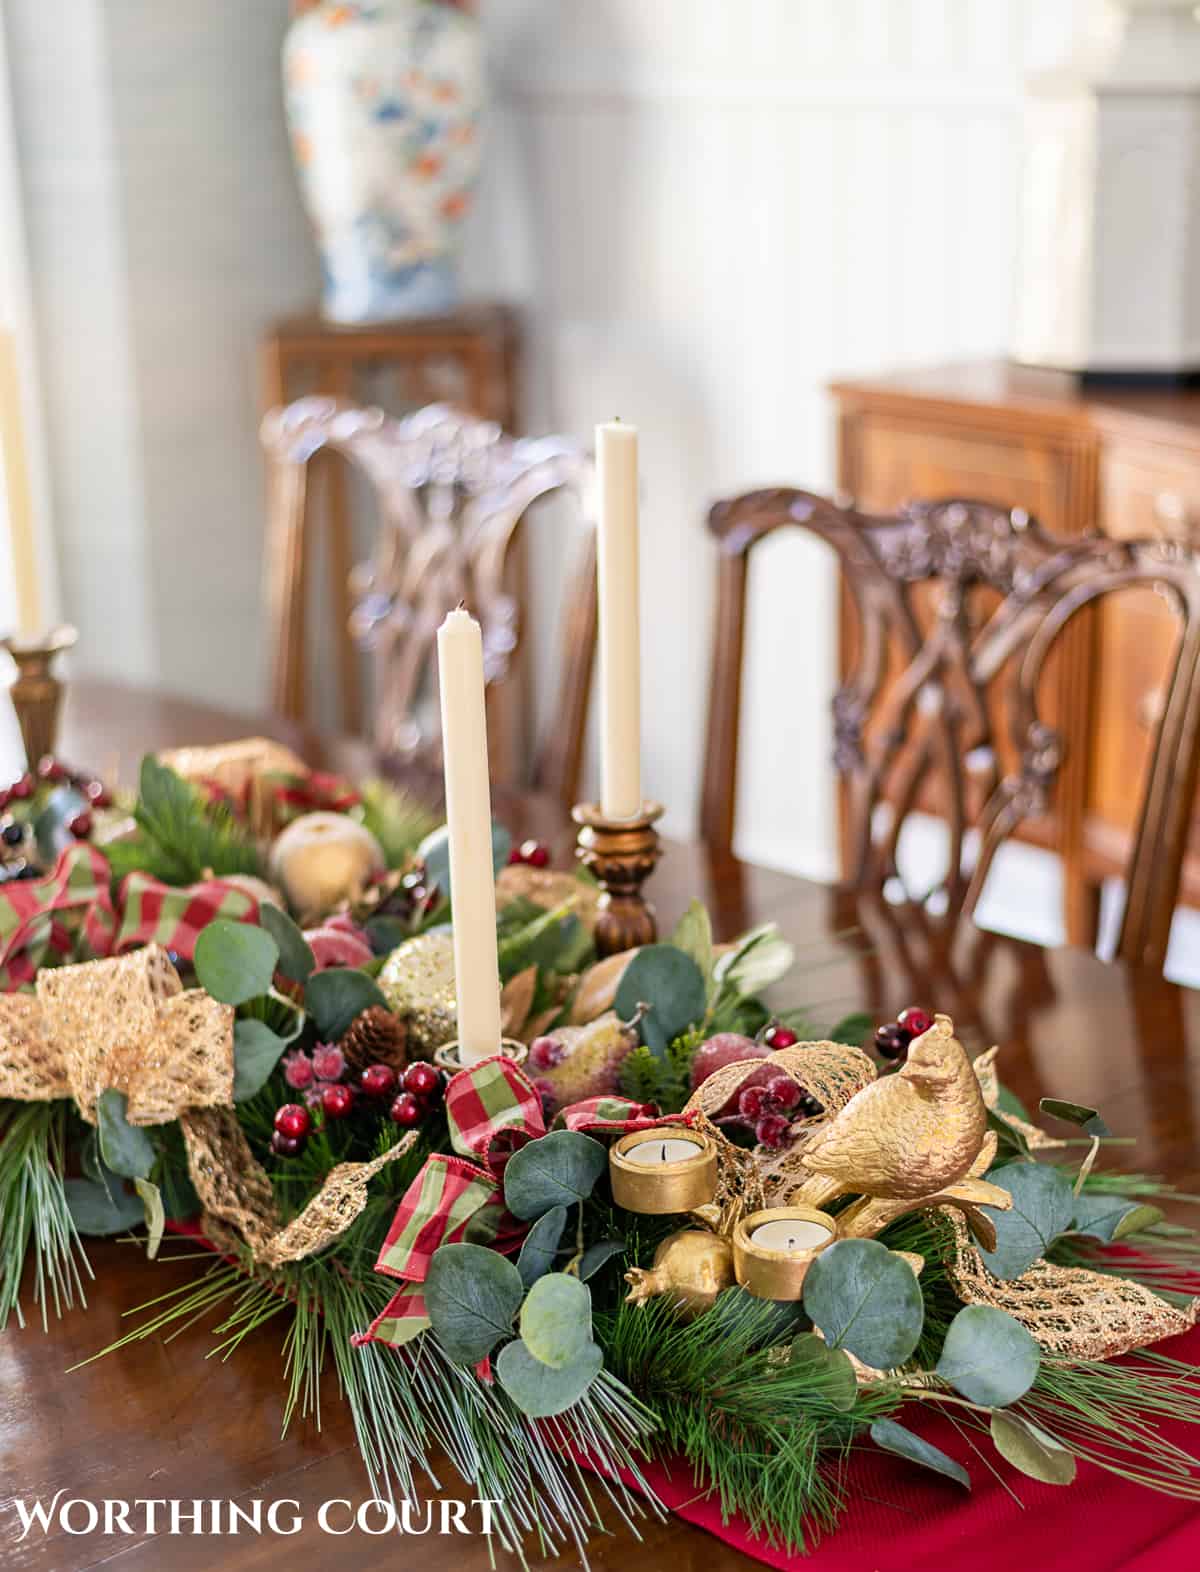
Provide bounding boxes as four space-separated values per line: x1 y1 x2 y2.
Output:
5 0 319 703
464 0 1087 876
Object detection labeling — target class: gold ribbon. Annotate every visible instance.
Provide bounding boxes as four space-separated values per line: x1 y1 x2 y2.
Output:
0 945 234 1124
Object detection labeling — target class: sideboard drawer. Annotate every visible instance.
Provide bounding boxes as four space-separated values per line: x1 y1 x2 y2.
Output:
1100 442 1200 541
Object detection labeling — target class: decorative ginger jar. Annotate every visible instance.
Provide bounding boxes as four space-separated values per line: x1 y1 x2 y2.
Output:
283 0 483 323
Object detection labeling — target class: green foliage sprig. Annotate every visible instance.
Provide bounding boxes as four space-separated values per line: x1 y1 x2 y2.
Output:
100 757 263 887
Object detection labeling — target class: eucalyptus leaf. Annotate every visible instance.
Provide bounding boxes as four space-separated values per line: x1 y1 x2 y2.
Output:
258 903 314 982
1069 1193 1163 1243
979 1162 1077 1280
96 1090 155 1181
871 1419 970 1489
495 1338 603 1418
669 901 714 996
516 1206 568 1288
990 1411 1077 1485
712 923 795 996
503 1131 608 1221
233 1019 292 1102
614 945 707 1056
519 1272 593 1369
1039 1098 1111 1139
420 821 511 900
423 1244 524 1365
935 1305 1040 1407
305 966 388 1040
803 1239 924 1369
64 1177 145 1235
788 1333 859 1411
987 1107 1032 1161
193 919 279 1006
134 1177 165 1260
579 1239 626 1280
365 915 410 957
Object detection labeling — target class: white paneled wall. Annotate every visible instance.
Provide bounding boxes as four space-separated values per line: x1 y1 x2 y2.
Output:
464 0 1086 876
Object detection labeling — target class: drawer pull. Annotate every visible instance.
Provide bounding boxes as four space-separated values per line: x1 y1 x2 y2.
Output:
1138 690 1165 731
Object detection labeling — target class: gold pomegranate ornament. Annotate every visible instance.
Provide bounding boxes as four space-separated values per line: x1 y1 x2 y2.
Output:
623 1229 736 1320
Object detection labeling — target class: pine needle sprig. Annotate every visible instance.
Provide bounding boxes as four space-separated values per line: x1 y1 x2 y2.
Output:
0 1099 92 1331
102 758 263 886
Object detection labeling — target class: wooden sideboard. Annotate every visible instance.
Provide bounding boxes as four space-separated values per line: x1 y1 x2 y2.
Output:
830 361 1200 948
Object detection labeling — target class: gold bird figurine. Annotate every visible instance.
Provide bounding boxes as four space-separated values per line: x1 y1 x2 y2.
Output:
796 1014 989 1208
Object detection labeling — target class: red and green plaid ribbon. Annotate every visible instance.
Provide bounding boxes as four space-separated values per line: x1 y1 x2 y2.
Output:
0 844 116 989
0 846 270 992
115 872 261 958
359 1054 696 1350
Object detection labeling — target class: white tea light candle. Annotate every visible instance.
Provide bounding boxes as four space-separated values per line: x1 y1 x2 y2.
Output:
621 1137 705 1166
595 420 641 820
436 607 502 1065
749 1219 833 1252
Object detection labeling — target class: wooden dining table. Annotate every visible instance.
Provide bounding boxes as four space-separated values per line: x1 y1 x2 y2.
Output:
3 678 1200 1571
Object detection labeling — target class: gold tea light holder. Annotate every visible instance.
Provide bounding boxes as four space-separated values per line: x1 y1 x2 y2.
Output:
609 1124 719 1215
572 800 664 959
433 1038 529 1074
2 624 77 771
731 1206 839 1301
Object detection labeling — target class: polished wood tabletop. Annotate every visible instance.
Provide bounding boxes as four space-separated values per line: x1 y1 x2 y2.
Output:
2 679 1199 1570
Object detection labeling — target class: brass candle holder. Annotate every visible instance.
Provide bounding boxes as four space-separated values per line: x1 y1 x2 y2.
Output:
731 1206 838 1301
2 625 76 771
433 1038 529 1074
572 800 663 958
609 1124 718 1214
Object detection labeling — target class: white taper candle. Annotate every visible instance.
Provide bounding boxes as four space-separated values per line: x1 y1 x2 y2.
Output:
436 607 502 1064
595 420 642 819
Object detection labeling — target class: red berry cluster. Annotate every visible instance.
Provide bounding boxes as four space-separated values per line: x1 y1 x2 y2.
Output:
727 1073 824 1150
507 839 550 869
271 1051 446 1157
873 1006 933 1063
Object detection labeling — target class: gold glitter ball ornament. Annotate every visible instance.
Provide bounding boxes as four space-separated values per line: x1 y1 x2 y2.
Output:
377 929 459 1056
268 811 384 922
624 1229 736 1320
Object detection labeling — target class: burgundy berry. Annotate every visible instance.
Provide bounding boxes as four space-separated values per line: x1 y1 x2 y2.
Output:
67 811 93 839
522 840 550 868
321 1083 355 1120
389 1092 423 1128
360 1063 398 1099
874 1023 910 1060
274 1103 312 1140
403 1061 441 1098
738 1084 769 1120
36 756 65 781
897 1006 934 1039
761 1022 799 1050
1 820 23 847
270 1130 305 1158
755 1112 791 1149
9 775 34 801
798 1093 824 1119
82 779 111 807
766 1075 801 1112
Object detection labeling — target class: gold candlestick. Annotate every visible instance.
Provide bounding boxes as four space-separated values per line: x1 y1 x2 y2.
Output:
3 625 76 771
572 800 663 959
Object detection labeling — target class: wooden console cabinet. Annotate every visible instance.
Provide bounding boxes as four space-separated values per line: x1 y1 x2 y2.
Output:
830 361 1200 948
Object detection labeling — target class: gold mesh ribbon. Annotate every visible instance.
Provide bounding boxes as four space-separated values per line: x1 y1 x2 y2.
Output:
180 1106 418 1268
945 1214 1199 1360
0 945 234 1124
973 1045 1066 1152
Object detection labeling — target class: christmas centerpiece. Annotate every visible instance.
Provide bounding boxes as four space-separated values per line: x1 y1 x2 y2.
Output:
3 424 1200 1564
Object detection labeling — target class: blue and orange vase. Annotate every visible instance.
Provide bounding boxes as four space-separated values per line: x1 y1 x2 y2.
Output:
283 0 483 322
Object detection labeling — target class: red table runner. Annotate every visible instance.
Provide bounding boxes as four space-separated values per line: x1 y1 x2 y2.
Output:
595 1325 1200 1571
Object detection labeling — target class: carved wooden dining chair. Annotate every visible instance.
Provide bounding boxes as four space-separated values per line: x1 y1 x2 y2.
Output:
701 491 1200 970
260 398 597 805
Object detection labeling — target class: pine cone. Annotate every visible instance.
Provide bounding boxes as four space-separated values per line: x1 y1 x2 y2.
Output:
340 1006 408 1073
